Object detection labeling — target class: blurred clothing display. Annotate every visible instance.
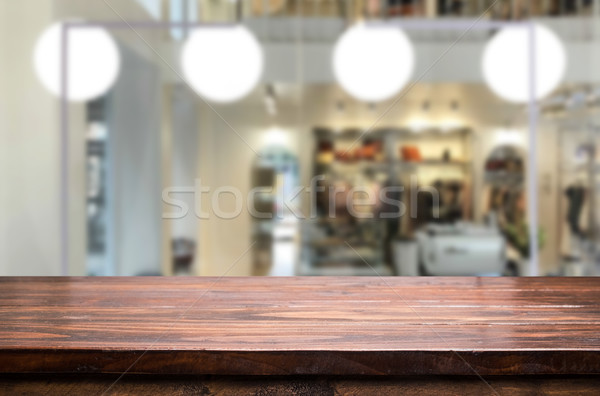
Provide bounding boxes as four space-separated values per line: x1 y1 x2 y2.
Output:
565 185 586 237
401 145 422 162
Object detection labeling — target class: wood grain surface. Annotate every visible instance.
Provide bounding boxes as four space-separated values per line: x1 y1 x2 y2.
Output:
2 375 600 396
0 277 599 376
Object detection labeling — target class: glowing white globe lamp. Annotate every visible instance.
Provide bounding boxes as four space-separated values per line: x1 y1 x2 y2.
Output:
33 22 121 102
333 23 414 102
482 23 566 103
181 26 263 103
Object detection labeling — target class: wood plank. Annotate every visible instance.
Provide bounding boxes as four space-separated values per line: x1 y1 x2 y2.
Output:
0 277 599 376
1 375 600 396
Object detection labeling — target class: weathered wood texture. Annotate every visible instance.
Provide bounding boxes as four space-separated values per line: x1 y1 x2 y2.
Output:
1 375 600 396
0 277 599 376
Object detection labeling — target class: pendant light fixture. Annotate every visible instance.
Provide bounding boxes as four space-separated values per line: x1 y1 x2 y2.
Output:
33 21 121 102
332 23 414 103
180 24 263 103
482 23 566 103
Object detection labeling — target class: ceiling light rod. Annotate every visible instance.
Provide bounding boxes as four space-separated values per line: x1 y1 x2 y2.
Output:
235 0 243 23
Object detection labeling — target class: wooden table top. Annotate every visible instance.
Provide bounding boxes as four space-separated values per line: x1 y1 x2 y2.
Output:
0 276 599 376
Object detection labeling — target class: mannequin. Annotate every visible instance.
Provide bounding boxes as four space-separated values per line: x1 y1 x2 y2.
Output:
565 179 586 237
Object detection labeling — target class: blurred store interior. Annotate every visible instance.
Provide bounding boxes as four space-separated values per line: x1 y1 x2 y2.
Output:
1 0 600 277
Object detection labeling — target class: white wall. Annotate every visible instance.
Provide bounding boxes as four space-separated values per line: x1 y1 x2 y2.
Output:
0 1 62 275
0 0 164 275
194 103 264 276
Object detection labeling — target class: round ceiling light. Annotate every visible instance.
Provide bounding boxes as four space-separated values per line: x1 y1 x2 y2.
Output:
181 26 263 103
333 23 414 103
33 22 121 102
482 23 566 103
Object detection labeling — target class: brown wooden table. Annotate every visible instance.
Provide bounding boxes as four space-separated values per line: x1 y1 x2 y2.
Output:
0 277 599 395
